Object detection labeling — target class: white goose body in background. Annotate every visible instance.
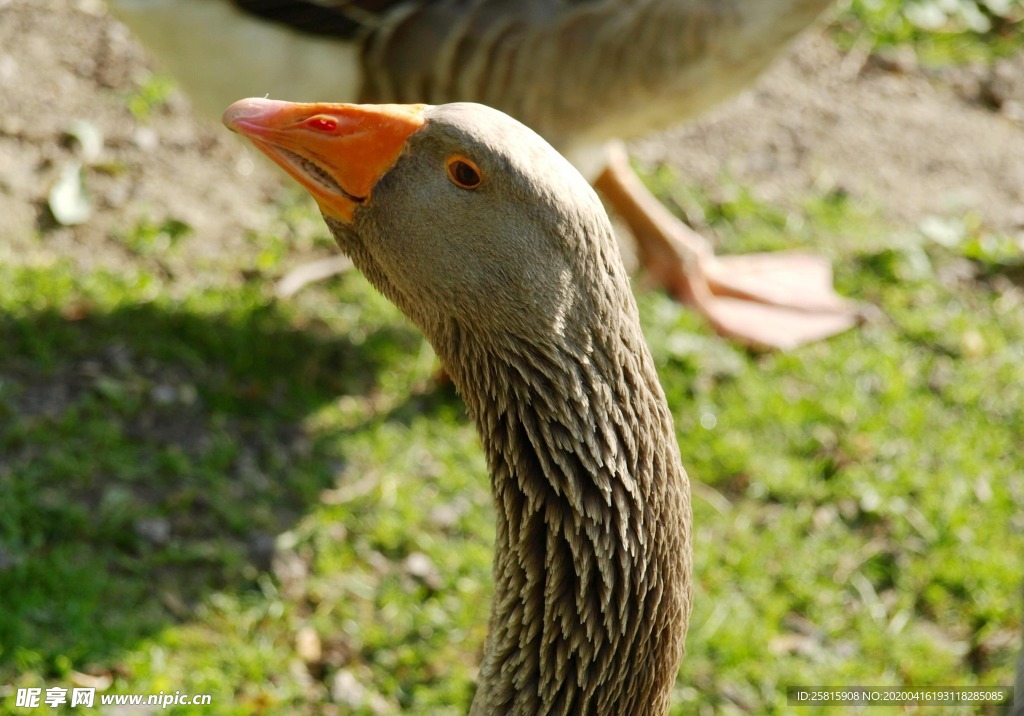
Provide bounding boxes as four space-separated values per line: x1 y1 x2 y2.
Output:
108 0 860 349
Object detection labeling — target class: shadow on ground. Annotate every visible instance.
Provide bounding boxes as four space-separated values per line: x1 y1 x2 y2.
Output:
0 298 430 677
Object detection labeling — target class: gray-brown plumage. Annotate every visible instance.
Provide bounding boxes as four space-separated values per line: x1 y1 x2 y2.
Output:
111 0 834 142
224 97 692 714
109 0 860 350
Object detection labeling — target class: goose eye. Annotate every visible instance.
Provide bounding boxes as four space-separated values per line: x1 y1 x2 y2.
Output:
446 156 482 189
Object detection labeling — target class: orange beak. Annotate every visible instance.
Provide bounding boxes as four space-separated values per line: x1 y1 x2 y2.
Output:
223 98 428 222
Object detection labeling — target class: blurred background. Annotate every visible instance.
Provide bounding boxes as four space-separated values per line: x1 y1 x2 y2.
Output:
1 0 1022 713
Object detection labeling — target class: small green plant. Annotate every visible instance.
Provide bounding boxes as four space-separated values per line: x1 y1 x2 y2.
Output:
125 73 177 120
116 218 192 256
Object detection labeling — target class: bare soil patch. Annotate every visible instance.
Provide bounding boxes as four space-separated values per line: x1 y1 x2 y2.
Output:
2 0 1021 274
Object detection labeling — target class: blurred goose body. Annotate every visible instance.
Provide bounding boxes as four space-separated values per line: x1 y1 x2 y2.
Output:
111 0 859 349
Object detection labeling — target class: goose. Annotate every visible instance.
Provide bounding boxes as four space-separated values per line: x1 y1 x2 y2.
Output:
223 96 693 713
108 0 860 350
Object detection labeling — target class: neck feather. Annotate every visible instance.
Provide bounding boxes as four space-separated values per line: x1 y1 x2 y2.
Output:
439 311 692 715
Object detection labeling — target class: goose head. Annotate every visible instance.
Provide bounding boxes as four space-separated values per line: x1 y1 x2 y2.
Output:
223 100 625 362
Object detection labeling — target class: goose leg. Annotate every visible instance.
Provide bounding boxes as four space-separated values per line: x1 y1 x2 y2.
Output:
594 143 862 350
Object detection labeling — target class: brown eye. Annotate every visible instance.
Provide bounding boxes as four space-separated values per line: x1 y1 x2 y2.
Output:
446 156 482 189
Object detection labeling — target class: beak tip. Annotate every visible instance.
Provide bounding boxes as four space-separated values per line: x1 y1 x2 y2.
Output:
222 97 288 132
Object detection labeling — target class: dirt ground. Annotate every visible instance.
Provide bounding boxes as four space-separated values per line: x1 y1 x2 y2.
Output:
1 0 1022 276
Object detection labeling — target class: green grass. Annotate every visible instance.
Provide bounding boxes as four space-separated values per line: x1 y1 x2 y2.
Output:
3 4 1023 714
641 169 1024 713
837 0 1024 64
2 173 1021 714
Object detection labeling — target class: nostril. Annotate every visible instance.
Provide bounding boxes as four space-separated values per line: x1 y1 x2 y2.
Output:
305 116 339 132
